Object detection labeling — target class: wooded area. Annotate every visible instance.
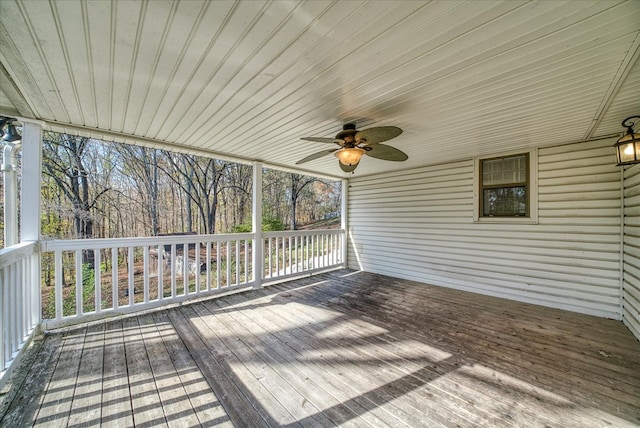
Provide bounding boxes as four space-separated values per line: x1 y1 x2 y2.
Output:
2 132 340 246
0 132 341 318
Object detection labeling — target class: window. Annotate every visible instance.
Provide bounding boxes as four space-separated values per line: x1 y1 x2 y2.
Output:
475 150 537 222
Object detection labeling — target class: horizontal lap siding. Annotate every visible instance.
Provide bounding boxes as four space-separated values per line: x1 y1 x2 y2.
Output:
623 164 640 341
348 139 621 318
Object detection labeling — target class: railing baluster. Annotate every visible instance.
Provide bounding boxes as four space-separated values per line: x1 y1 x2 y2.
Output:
323 234 327 267
18 257 26 340
278 237 282 277
1 267 5 371
291 235 299 273
206 242 211 292
216 241 221 289
158 244 164 301
183 243 188 296
195 243 201 293
21 257 28 341
55 251 63 319
226 241 231 287
111 248 118 310
95 249 101 313
171 244 177 298
244 239 249 284
288 236 292 274
272 238 276 278
283 237 288 275
76 249 83 316
128 247 134 306
267 237 272 278
143 246 150 304
11 264 19 356
30 252 39 329
235 240 240 286
313 235 317 270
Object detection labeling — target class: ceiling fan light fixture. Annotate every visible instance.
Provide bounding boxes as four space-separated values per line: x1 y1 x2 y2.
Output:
334 147 365 165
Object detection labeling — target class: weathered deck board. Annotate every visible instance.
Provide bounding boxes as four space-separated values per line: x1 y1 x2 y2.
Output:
33 327 87 427
1 269 639 427
101 319 134 427
326 274 640 412
67 322 105 427
150 311 233 427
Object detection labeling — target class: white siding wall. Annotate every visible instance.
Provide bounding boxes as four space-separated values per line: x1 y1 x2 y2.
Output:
623 164 640 340
347 138 622 319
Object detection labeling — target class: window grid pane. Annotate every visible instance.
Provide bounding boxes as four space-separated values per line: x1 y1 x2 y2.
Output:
483 187 527 216
482 155 527 186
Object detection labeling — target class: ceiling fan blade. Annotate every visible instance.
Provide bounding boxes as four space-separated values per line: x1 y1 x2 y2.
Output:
365 143 408 161
301 137 343 144
339 160 359 173
355 126 402 144
296 149 337 164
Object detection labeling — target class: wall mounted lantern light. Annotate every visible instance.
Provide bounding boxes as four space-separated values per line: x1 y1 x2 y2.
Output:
614 115 640 166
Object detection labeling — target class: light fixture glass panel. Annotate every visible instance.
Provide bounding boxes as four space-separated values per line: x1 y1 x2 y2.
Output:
335 147 365 165
620 142 636 163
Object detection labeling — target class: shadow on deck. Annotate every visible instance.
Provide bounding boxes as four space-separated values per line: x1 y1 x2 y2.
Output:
1 269 639 427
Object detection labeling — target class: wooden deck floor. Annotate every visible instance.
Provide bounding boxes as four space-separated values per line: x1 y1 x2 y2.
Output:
1 269 639 427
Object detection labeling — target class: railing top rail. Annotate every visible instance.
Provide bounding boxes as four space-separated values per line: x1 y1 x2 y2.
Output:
40 233 254 252
263 229 344 238
0 241 37 268
40 229 345 252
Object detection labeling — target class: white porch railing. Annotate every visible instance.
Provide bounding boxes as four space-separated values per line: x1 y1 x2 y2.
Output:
39 229 344 327
0 241 40 381
263 229 344 282
39 233 255 328
0 229 343 384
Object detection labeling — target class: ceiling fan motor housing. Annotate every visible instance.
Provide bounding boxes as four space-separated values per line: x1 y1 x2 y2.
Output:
336 123 358 146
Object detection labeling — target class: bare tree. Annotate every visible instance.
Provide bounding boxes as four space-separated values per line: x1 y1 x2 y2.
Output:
39 132 341 242
42 133 111 263
161 153 228 234
116 145 161 235
288 173 319 230
220 163 253 230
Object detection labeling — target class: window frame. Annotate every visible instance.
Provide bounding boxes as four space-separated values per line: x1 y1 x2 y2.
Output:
473 149 538 224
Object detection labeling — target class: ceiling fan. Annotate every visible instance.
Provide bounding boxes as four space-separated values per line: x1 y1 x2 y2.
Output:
296 123 407 172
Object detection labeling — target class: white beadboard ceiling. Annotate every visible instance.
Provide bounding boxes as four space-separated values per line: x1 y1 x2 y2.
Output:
1 0 639 178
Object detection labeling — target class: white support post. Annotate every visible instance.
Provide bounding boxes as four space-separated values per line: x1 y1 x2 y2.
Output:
19 119 44 330
2 140 19 246
19 120 44 242
341 178 348 267
252 162 263 289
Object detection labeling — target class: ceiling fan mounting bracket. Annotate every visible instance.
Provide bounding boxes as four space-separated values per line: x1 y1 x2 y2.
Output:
336 123 358 142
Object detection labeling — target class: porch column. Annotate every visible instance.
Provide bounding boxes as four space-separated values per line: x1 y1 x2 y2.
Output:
21 119 44 329
20 119 44 242
341 178 348 267
252 162 263 289
1 118 20 246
